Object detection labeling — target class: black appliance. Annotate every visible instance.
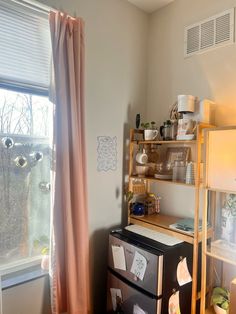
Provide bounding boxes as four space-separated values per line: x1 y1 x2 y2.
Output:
106 227 194 314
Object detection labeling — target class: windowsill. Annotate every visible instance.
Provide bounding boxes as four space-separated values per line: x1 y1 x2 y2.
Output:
1 265 49 290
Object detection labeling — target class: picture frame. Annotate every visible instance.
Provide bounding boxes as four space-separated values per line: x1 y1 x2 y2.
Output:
166 147 190 164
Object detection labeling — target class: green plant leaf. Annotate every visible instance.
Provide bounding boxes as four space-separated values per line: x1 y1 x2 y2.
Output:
212 287 229 299
221 301 229 310
211 295 225 305
41 247 49 255
126 191 134 202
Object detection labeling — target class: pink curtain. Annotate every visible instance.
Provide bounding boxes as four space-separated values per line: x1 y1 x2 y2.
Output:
49 11 90 314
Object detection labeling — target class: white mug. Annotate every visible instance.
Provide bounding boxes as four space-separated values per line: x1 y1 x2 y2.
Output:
144 129 158 141
136 151 148 164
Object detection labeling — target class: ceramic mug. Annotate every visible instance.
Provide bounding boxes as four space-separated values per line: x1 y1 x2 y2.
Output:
136 151 148 164
144 129 158 141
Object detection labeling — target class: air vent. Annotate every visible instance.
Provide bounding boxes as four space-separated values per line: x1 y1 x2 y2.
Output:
184 8 235 57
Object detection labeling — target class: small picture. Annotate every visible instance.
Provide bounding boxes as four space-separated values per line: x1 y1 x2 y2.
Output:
166 147 190 164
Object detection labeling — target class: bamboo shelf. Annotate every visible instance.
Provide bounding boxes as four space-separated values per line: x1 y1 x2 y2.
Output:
128 123 214 314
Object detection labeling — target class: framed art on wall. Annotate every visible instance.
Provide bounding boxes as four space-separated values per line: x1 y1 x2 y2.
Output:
166 147 190 164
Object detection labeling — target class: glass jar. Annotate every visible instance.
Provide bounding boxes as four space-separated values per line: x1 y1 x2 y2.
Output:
172 160 186 182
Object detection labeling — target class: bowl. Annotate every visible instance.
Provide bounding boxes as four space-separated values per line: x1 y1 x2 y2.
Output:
135 165 149 177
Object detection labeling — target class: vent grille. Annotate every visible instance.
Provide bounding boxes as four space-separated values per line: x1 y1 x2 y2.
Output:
184 8 234 57
187 25 199 54
201 20 214 49
215 13 231 44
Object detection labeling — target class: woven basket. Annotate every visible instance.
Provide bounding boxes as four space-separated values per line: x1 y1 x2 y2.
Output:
132 182 146 194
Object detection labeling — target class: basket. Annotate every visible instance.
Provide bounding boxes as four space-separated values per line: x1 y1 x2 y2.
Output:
131 181 146 194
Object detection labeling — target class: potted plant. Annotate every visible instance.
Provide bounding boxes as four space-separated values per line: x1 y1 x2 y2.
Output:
211 287 230 314
33 235 50 270
41 246 49 270
141 121 158 140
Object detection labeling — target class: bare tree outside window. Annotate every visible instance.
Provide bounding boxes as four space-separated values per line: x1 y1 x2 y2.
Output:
0 89 52 137
0 88 52 268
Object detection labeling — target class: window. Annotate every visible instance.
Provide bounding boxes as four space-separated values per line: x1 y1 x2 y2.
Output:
0 0 52 273
0 89 52 271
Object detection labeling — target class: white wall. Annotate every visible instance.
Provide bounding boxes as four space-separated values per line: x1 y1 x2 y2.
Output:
147 0 236 127
2 277 50 314
146 0 236 217
16 0 147 313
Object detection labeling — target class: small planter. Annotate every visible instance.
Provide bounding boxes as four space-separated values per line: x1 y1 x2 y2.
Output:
41 254 49 270
214 304 228 314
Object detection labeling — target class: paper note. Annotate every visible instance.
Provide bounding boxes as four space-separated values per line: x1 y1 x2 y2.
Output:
110 288 122 311
130 251 147 281
112 245 126 270
177 257 192 286
168 291 181 314
133 304 147 314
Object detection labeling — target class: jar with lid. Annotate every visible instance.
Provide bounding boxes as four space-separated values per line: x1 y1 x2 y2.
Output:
145 193 160 215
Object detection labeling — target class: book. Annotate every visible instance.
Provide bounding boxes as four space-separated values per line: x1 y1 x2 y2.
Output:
169 218 207 234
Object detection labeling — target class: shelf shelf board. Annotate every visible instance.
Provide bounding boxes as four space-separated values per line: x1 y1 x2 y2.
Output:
206 239 236 266
131 140 196 145
130 175 196 187
130 213 195 244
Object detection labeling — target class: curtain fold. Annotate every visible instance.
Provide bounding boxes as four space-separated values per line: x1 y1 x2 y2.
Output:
49 11 90 314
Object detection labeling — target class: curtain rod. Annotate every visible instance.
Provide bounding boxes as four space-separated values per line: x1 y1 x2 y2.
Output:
10 0 57 14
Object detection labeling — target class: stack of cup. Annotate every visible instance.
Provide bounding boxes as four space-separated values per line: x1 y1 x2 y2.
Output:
185 162 195 185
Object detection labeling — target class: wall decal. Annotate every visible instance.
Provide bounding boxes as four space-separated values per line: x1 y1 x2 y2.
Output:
97 136 117 172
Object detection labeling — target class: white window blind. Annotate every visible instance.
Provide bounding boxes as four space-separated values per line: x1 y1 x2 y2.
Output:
0 0 51 94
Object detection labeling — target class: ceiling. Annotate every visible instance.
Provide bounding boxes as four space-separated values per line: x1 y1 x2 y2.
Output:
127 0 174 13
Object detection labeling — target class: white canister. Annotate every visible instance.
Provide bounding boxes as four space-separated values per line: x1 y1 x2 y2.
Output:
136 150 148 164
178 95 196 113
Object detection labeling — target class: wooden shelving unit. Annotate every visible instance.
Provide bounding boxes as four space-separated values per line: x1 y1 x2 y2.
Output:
127 123 214 314
200 126 236 314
